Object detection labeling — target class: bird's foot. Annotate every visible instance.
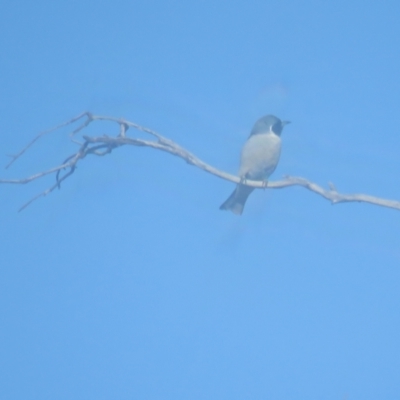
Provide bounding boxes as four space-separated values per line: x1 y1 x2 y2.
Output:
262 180 268 190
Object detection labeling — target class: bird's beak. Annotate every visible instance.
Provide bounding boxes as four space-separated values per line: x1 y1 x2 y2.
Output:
282 120 291 126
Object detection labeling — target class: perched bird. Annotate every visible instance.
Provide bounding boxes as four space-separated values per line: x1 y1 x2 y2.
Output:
219 115 290 215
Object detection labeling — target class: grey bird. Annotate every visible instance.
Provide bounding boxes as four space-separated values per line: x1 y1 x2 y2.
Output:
219 115 290 215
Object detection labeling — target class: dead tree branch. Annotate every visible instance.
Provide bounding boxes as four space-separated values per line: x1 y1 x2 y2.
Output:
1 112 400 212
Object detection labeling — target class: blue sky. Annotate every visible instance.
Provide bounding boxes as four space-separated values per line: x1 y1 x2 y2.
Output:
1 1 400 399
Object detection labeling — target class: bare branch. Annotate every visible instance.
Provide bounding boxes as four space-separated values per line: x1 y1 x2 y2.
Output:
1 112 399 212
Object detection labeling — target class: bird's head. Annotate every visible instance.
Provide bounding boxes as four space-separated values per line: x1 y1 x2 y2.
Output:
250 115 291 137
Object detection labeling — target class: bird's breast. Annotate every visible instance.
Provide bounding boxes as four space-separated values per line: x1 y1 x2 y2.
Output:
238 132 281 179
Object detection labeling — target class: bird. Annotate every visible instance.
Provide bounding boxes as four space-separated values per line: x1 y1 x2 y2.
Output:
219 114 290 215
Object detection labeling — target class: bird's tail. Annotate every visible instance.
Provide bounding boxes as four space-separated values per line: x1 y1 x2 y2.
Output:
219 184 254 215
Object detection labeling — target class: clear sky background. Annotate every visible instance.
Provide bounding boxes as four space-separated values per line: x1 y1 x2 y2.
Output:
1 1 400 399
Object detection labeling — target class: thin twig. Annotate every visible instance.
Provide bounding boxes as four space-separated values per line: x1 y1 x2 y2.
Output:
5 112 89 169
